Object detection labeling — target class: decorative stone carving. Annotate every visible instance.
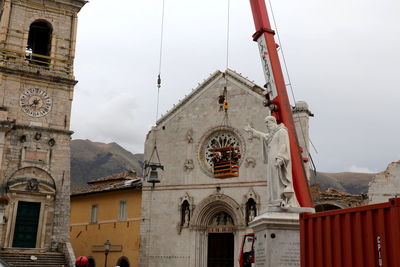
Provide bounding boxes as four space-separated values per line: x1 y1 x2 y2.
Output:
48 138 56 147
19 135 27 143
245 116 299 209
26 178 39 192
245 157 256 168
179 192 194 207
34 132 41 140
184 159 194 171
186 129 193 143
210 211 233 226
243 188 260 204
190 192 245 228
7 167 56 196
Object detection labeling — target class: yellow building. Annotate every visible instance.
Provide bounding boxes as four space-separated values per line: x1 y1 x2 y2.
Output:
70 171 142 267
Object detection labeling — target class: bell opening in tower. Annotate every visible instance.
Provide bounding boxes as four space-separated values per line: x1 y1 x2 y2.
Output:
27 20 52 66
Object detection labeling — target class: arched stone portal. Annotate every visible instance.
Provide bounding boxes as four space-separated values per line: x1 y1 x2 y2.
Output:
207 211 234 267
190 193 245 267
3 167 56 248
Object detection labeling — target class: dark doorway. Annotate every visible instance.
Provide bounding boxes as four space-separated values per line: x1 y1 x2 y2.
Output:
315 204 341 212
207 233 234 267
88 257 96 267
12 201 41 248
117 257 129 267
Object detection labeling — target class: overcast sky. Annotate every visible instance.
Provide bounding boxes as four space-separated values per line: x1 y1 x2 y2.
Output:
71 0 400 173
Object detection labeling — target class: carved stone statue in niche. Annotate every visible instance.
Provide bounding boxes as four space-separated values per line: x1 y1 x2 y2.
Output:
181 200 190 227
246 198 257 225
184 207 190 227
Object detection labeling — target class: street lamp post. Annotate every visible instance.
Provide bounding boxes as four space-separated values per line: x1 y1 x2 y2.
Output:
104 240 111 267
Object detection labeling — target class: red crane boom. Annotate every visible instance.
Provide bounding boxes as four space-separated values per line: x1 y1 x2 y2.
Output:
249 0 313 208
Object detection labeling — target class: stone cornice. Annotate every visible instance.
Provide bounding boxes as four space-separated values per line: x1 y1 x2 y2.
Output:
13 123 73 136
142 180 267 191
0 66 77 86
16 0 87 13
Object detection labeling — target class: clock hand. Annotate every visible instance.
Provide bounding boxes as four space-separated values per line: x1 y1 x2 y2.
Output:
30 98 41 107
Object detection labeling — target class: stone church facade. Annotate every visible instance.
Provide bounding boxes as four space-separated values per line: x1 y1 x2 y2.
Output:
0 0 85 259
139 69 311 267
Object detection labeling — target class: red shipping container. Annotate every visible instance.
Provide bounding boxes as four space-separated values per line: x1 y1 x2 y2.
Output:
300 198 400 267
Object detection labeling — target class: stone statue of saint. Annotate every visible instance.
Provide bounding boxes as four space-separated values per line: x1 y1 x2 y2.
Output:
245 116 299 208
184 207 190 226
248 206 255 222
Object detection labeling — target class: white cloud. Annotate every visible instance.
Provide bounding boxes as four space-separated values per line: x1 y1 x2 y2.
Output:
348 165 376 174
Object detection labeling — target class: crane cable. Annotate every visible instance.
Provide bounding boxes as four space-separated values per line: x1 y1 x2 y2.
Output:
145 2 166 261
144 0 166 180
225 0 231 70
221 0 231 125
156 0 166 122
267 0 319 173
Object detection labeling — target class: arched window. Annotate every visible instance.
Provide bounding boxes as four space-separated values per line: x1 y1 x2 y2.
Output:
27 20 52 66
116 257 130 267
87 257 95 267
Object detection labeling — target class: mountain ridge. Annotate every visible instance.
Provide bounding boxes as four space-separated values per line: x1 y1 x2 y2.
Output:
70 139 143 190
70 139 374 194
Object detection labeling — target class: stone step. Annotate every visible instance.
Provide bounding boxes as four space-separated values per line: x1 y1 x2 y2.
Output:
0 255 64 260
0 258 65 260
0 252 67 267
3 264 66 266
0 259 66 263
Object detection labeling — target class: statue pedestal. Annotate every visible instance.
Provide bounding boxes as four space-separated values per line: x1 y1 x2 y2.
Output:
249 207 314 267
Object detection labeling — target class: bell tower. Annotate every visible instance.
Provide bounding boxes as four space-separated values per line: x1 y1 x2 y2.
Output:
0 0 86 255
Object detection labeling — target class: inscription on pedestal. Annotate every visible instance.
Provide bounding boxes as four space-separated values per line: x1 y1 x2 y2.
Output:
277 241 300 266
255 232 266 266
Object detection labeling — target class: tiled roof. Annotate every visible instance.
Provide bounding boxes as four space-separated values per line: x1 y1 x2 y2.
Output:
87 170 137 184
71 170 142 196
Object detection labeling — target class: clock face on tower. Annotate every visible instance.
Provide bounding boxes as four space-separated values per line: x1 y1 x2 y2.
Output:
19 88 52 117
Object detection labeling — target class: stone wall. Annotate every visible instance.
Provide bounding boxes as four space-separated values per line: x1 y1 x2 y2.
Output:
0 0 85 252
368 161 400 204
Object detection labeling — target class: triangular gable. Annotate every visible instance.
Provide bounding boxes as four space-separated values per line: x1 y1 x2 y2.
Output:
156 69 265 125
